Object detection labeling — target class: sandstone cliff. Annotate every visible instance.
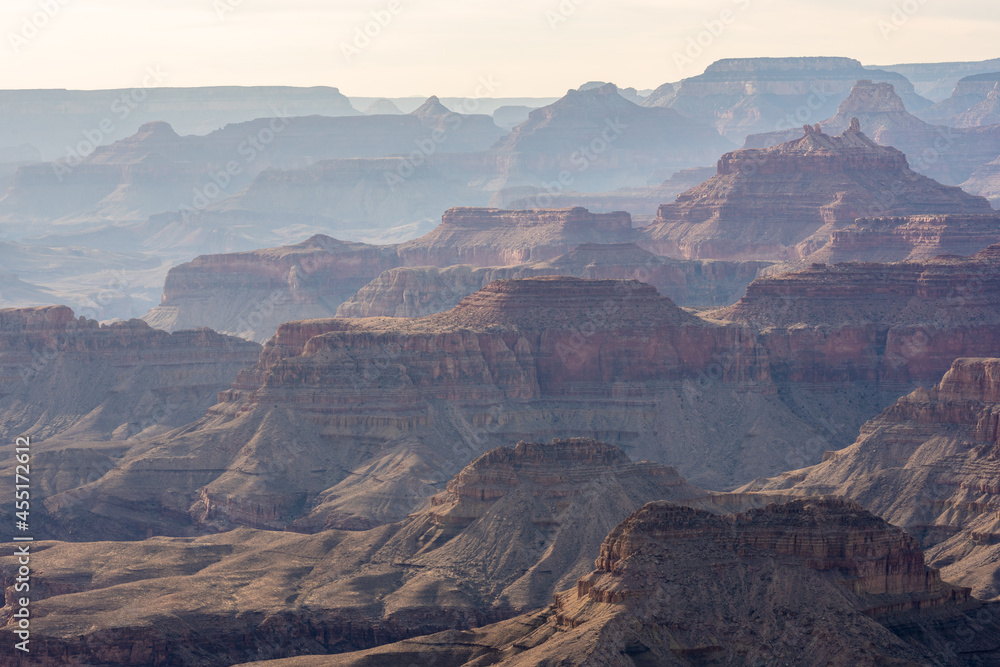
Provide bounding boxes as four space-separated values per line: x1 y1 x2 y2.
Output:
76 267 1000 539
642 121 991 260
745 80 1000 186
244 499 999 666
0 305 260 539
921 72 1000 127
337 243 771 317
395 207 640 267
742 357 1000 602
144 207 647 341
963 156 1000 208
794 213 1000 265
0 439 718 666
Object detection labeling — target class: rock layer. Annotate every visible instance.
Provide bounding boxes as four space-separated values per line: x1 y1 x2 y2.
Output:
254 499 999 666
743 357 1000 602
0 439 715 666
643 121 991 260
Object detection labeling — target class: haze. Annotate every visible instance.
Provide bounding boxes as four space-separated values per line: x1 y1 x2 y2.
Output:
2 0 998 96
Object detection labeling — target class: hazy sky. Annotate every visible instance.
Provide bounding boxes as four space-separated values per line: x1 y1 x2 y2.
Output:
2 0 998 97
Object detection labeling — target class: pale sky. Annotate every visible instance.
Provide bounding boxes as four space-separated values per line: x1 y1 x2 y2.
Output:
2 0 998 97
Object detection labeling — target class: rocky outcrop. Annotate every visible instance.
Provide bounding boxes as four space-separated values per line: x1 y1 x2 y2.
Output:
880 57 1000 102
745 80 1000 185
337 243 771 317
143 234 401 341
963 156 1000 208
395 207 639 267
921 72 1000 127
144 208 649 341
266 499 999 666
742 357 1000 602
0 439 716 666
83 262 1000 539
641 122 992 260
645 57 931 140
0 305 260 539
797 213 1000 264
488 83 732 191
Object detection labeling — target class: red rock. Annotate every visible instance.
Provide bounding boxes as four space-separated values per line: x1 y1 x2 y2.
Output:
642 121 991 260
743 357 1000 602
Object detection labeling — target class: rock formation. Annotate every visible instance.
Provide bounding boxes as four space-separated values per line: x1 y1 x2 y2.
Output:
488 83 732 191
795 213 1000 265
0 439 718 666
143 234 400 341
745 80 1000 185
963 156 1000 208
75 263 1000 539
644 57 931 140
245 499 1000 666
920 72 1000 127
743 357 1000 602
144 207 647 341
395 207 640 267
0 305 260 539
362 98 404 115
880 57 1000 102
642 121 991 260
337 243 771 318
494 166 715 219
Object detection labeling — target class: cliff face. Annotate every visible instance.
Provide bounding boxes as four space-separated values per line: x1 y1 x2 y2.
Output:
712 248 1000 390
143 207 650 342
396 206 639 267
920 73 1000 127
641 122 991 260
963 156 1000 208
337 243 771 318
143 234 402 341
0 305 260 540
646 57 931 140
489 84 733 191
77 264 1000 539
0 439 715 667
798 213 1000 265
744 357 1000 602
289 499 999 667
745 80 1000 186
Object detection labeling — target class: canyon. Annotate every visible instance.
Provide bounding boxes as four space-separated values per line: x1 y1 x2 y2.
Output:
58 253 1000 541
743 356 1000 603
235 499 1000 666
0 438 723 666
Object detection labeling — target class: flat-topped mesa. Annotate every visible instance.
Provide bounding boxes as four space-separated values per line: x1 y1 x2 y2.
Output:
145 234 401 341
0 305 77 333
641 123 991 261
431 276 701 331
429 438 698 528
336 243 771 319
836 79 907 114
396 207 638 268
580 498 962 613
